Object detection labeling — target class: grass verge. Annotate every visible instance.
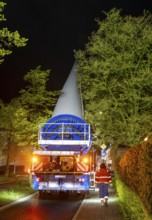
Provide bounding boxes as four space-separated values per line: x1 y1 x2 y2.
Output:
0 175 35 207
115 175 152 220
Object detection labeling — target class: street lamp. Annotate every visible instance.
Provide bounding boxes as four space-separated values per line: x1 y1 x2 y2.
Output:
144 136 148 141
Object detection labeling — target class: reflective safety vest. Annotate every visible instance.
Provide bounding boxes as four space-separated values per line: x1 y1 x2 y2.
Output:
95 168 112 184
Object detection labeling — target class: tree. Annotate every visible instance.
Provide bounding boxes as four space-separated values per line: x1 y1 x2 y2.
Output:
75 9 152 147
0 2 27 64
0 98 22 176
0 66 58 175
17 66 58 147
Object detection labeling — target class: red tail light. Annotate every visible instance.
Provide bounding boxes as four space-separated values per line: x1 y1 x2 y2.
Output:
79 178 85 182
36 177 43 182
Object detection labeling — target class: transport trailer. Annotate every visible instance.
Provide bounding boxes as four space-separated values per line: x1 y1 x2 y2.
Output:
30 62 94 195
31 152 91 195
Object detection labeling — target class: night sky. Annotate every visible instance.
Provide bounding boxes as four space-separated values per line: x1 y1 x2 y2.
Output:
0 0 151 103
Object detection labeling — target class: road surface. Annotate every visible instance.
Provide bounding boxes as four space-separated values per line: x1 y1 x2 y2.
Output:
0 192 83 220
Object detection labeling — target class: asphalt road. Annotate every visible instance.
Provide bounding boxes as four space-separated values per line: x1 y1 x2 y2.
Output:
0 192 83 220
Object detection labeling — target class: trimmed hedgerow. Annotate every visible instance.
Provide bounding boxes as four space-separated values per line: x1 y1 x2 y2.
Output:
137 142 152 213
117 141 152 216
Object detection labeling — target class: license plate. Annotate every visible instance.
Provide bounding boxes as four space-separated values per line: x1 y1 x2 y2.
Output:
55 175 66 178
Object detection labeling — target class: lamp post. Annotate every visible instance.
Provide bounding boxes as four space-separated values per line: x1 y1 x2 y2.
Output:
92 134 99 171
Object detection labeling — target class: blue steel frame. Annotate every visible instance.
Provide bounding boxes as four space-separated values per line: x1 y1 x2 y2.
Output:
40 114 92 156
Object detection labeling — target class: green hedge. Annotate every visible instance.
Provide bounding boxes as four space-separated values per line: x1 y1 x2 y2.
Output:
116 141 152 215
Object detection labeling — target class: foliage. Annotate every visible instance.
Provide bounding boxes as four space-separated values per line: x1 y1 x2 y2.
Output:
0 98 22 145
115 175 152 220
0 1 28 64
0 98 34 174
75 9 152 147
117 141 152 215
17 66 59 147
0 98 24 175
0 66 58 175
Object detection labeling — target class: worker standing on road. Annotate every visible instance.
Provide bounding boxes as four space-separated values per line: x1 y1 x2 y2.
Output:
95 162 112 206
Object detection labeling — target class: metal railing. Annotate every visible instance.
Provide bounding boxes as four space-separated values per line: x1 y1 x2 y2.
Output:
38 123 91 146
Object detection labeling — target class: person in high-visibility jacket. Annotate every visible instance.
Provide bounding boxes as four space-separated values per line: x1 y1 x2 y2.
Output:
95 162 112 206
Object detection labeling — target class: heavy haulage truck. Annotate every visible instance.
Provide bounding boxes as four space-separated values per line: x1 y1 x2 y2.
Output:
30 62 95 196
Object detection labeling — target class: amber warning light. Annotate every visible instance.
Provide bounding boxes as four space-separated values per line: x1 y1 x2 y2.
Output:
32 156 38 163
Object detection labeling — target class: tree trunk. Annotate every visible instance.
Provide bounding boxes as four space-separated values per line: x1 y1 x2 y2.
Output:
5 136 11 177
